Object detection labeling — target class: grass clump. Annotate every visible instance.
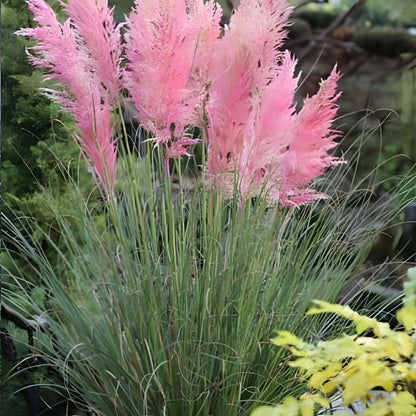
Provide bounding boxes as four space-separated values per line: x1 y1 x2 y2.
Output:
3 146 414 416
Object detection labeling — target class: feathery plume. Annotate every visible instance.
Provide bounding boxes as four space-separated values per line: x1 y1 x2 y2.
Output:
16 0 120 193
18 0 343 206
124 0 220 159
204 0 343 206
275 66 343 206
64 0 123 105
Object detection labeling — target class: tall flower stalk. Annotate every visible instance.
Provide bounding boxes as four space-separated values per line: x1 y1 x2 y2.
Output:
18 0 343 206
16 0 122 194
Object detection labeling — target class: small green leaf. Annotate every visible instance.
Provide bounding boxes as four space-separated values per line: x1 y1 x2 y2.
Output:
408 266 416 280
397 305 416 332
251 406 284 416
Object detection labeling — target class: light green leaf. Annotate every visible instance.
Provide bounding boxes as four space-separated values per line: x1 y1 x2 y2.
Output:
309 362 342 389
299 392 329 409
251 405 284 416
396 305 416 332
251 397 301 416
408 266 416 280
272 331 301 347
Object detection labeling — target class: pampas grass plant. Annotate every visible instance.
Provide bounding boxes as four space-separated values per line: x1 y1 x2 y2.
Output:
4 1 416 415
3 141 415 415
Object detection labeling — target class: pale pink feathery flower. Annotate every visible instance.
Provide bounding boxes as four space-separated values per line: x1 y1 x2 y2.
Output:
16 0 120 193
206 51 299 204
164 137 200 159
236 52 301 203
205 0 294 201
222 0 292 86
204 0 292 118
124 0 220 160
64 0 123 105
246 53 300 172
275 66 343 206
205 0 343 207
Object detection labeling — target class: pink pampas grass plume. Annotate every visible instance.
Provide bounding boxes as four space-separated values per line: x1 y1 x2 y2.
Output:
65 0 123 105
204 0 343 207
275 66 343 206
16 0 121 193
124 0 220 160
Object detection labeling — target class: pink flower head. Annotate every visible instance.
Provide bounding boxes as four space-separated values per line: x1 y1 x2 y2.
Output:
204 0 343 207
275 66 343 206
18 0 344 206
165 137 201 159
221 0 292 86
16 0 121 193
204 0 292 202
124 0 220 158
64 0 123 105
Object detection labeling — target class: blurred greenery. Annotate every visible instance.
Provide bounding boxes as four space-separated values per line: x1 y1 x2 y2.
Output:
289 0 416 189
289 0 416 26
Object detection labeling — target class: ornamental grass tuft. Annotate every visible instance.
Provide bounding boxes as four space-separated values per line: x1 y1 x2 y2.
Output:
4 0 416 415
3 145 415 415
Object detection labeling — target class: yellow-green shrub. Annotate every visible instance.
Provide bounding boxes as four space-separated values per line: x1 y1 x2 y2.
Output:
252 266 416 416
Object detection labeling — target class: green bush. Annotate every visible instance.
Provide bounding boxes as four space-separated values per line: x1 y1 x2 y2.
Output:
2 0 76 209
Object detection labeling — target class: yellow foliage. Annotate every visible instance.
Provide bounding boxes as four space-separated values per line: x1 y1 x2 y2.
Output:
358 392 416 416
251 395 331 416
271 330 302 348
309 362 342 389
298 393 329 409
341 355 394 404
307 300 392 337
397 305 416 332
250 266 416 416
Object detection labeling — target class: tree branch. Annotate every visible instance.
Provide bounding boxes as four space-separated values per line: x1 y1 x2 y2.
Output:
1 303 47 332
320 0 366 39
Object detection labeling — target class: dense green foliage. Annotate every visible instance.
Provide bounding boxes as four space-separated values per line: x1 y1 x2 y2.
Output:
1 0 102 292
1 0 80 214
